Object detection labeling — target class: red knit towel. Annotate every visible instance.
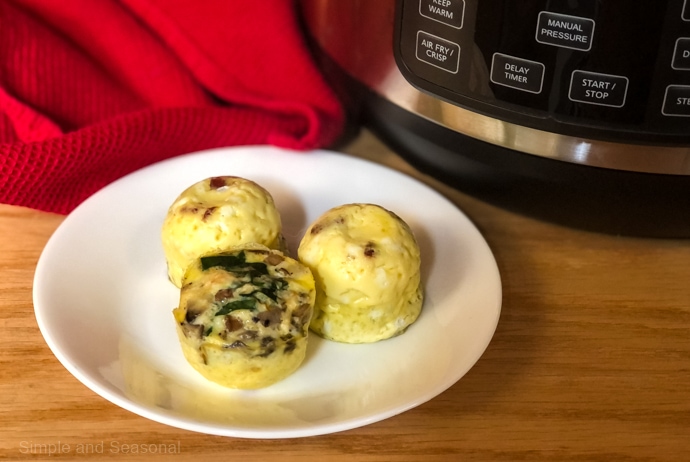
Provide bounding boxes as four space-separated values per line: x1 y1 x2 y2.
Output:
0 0 344 214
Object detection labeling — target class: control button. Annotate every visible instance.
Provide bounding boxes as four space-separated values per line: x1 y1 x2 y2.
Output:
419 0 465 29
490 53 545 94
536 11 595 51
684 0 690 21
568 71 629 108
416 31 460 73
662 85 690 116
672 38 690 70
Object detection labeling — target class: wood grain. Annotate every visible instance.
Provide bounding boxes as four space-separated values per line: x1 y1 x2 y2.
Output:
1 131 689 461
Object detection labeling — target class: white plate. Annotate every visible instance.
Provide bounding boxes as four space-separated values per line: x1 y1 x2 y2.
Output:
33 146 501 438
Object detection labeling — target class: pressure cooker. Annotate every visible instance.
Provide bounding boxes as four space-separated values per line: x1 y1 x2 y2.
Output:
299 0 690 237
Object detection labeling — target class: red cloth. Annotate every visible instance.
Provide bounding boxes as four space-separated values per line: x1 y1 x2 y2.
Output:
0 0 344 214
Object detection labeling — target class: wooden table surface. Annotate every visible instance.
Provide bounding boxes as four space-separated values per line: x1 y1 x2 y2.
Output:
2 130 689 461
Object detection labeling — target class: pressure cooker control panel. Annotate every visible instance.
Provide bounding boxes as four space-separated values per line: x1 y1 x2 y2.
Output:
394 0 690 142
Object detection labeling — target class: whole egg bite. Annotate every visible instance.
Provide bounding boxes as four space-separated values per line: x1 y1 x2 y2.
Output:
172 246 315 389
161 176 287 288
297 203 423 343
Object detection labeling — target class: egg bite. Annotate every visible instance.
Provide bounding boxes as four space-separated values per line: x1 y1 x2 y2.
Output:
172 246 315 389
297 203 423 343
161 176 287 287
